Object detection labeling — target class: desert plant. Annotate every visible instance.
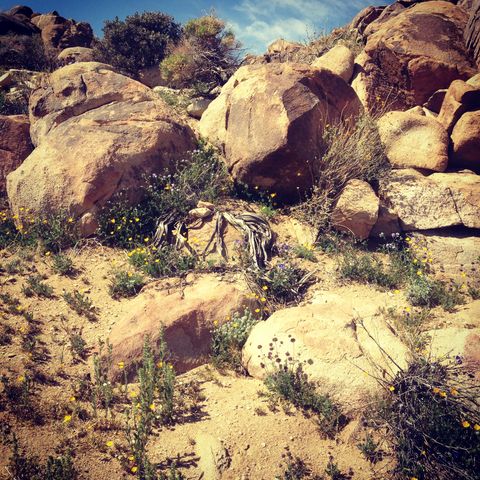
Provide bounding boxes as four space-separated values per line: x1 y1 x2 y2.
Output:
94 12 181 76
293 113 388 232
0 34 55 71
293 244 317 262
357 434 382 464
91 339 113 417
211 309 258 371
407 276 464 311
370 358 480 479
62 290 96 321
0 373 36 419
161 13 241 93
0 89 29 115
97 143 230 248
264 360 343 437
52 253 76 276
276 448 312 479
109 270 146 298
22 274 54 298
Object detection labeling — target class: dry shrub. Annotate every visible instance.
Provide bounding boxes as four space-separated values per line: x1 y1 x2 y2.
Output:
293 112 389 232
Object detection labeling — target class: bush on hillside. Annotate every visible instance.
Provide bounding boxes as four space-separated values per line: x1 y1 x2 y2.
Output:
94 12 181 76
161 14 241 93
0 34 54 72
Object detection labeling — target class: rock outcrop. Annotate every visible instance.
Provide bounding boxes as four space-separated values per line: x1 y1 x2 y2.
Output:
450 111 480 170
311 45 354 83
331 179 379 240
0 115 33 194
243 289 408 410
199 63 362 197
7 62 195 234
377 111 449 171
57 46 95 64
464 0 480 67
379 169 480 231
109 275 251 377
352 1 476 112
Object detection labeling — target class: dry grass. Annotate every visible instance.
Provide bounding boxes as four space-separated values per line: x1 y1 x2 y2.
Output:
293 112 389 232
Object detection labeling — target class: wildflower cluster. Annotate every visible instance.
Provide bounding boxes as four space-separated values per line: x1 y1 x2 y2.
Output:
211 309 259 371
128 245 196 278
109 270 146 299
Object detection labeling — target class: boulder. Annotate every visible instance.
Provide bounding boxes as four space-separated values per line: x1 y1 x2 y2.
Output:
7 62 195 234
355 1 476 112
32 13 93 49
370 204 402 238
267 38 302 56
199 63 362 197
0 115 33 194
437 79 480 134
464 0 480 67
0 12 39 35
57 46 95 64
6 6 34 18
351 5 386 34
450 111 480 170
187 97 212 119
412 229 480 279
311 45 355 83
429 171 480 228
242 289 409 410
331 179 379 240
377 111 449 171
379 169 462 230
109 275 251 378
138 65 165 88
427 301 480 378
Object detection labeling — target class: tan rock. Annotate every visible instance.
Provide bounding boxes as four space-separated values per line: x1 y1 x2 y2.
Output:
370 204 402 238
358 2 476 112
450 111 480 170
331 179 379 240
437 79 480 134
243 289 409 410
0 115 33 194
423 89 447 113
430 171 480 228
195 432 231 480
57 46 95 64
377 111 449 171
379 169 462 230
109 275 251 377
311 45 354 83
7 63 195 230
187 97 212 119
138 65 165 88
199 63 362 197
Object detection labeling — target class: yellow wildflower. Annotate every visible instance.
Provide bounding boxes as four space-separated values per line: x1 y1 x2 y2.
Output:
462 420 470 428
131 466 138 473
262 285 268 291
63 414 72 423
389 386 395 392
118 361 125 370
474 424 480 431
106 440 114 448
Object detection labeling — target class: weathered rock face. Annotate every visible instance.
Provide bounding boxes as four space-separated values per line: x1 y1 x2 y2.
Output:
187 97 212 119
353 1 476 112
7 62 196 234
31 13 93 49
379 169 462 230
0 12 39 35
437 79 480 134
380 169 480 231
243 290 409 410
377 111 449 171
311 45 354 83
450 111 480 170
429 171 480 228
57 46 95 64
109 275 251 378
0 115 33 195
331 179 379 240
351 5 386 35
199 63 362 197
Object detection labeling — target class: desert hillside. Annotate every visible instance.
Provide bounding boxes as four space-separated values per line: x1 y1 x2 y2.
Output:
0 1 480 479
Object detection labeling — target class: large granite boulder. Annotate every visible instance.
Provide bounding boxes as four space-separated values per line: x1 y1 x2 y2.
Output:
7 62 196 235
199 63 362 197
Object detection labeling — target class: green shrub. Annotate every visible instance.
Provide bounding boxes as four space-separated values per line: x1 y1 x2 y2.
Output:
94 12 181 76
52 253 76 276
264 361 343 437
292 244 317 262
97 143 230 248
63 290 96 321
128 246 196 278
109 270 146 298
373 359 480 479
253 262 313 306
339 249 402 289
407 276 464 312
211 309 258 371
0 34 54 71
161 14 241 92
0 89 29 115
22 275 54 298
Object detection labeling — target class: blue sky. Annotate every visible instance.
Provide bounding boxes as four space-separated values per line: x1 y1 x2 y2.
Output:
1 0 386 53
